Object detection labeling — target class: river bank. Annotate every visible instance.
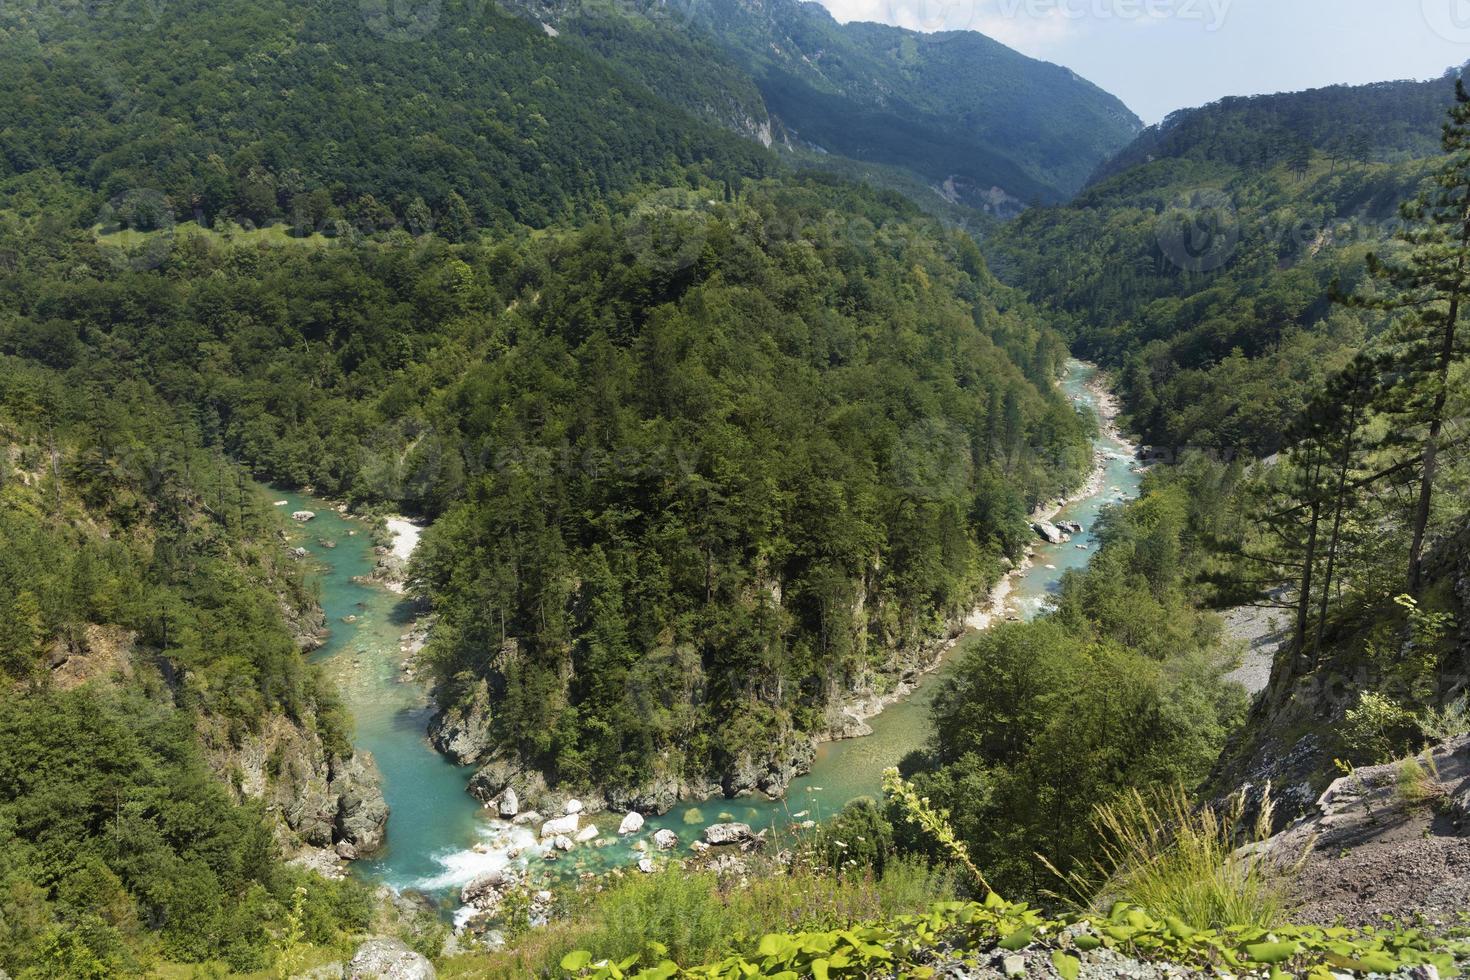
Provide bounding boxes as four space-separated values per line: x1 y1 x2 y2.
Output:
833 362 1139 732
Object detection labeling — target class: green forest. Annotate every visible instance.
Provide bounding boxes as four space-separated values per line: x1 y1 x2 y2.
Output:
0 0 1468 976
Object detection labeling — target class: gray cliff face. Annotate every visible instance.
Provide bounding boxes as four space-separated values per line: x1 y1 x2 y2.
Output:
216 707 389 862
427 678 494 766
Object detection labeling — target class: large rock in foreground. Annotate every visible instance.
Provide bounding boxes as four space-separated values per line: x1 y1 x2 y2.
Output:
346 937 435 979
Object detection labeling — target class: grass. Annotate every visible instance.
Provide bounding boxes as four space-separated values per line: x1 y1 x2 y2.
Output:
442 855 955 979
1050 785 1297 932
93 219 342 251
1394 753 1447 810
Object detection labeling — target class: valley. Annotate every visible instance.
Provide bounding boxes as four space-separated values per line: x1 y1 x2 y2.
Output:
286 360 1142 922
0 2 1467 976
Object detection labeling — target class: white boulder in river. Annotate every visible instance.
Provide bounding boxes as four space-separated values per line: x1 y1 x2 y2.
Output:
1030 521 1067 544
618 811 644 835
574 824 599 843
496 787 518 818
291 510 316 522
540 813 579 838
652 828 678 850
704 822 754 845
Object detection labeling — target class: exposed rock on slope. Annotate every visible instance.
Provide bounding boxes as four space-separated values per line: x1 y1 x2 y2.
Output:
1258 735 1470 925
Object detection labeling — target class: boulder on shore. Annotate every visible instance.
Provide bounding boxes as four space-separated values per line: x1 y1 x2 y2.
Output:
346 937 435 979
1030 521 1067 545
496 787 519 819
564 798 584 815
618 811 645 835
461 868 518 908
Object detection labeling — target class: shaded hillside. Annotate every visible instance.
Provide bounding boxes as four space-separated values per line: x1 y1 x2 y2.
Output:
989 71 1459 457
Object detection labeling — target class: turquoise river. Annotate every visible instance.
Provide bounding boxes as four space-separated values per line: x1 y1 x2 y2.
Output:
274 360 1144 916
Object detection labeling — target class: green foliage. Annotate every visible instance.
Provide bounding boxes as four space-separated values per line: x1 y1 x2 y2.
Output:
1421 694 1470 743
1342 692 1422 765
460 857 955 979
898 462 1247 898
559 891 1470 978
811 798 896 880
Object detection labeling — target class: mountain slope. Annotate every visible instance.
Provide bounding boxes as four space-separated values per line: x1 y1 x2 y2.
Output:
520 0 1142 211
988 70 1460 456
0 0 773 230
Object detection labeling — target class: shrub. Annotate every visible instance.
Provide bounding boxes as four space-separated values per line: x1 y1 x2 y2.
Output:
1343 692 1420 764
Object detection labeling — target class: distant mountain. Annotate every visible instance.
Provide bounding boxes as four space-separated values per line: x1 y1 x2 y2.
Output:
0 0 1141 233
1091 71 1456 185
515 0 1143 212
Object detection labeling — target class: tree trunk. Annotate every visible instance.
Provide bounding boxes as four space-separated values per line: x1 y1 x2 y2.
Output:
1407 237 1466 592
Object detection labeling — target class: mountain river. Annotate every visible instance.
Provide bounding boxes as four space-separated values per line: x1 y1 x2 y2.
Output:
273 359 1144 916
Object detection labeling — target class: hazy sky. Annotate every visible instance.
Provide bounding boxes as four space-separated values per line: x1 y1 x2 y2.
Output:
813 0 1470 124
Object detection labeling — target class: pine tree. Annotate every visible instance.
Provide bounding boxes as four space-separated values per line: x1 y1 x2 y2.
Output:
440 191 477 244
1350 80 1470 591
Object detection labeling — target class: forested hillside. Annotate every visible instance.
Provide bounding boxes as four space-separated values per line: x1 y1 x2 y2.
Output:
1 172 1094 811
0 364 377 973
0 0 772 231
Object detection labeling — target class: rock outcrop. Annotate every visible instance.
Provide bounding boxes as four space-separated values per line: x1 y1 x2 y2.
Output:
346 937 435 979
721 735 815 800
1257 735 1470 925
330 751 390 858
214 710 388 862
427 678 494 766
